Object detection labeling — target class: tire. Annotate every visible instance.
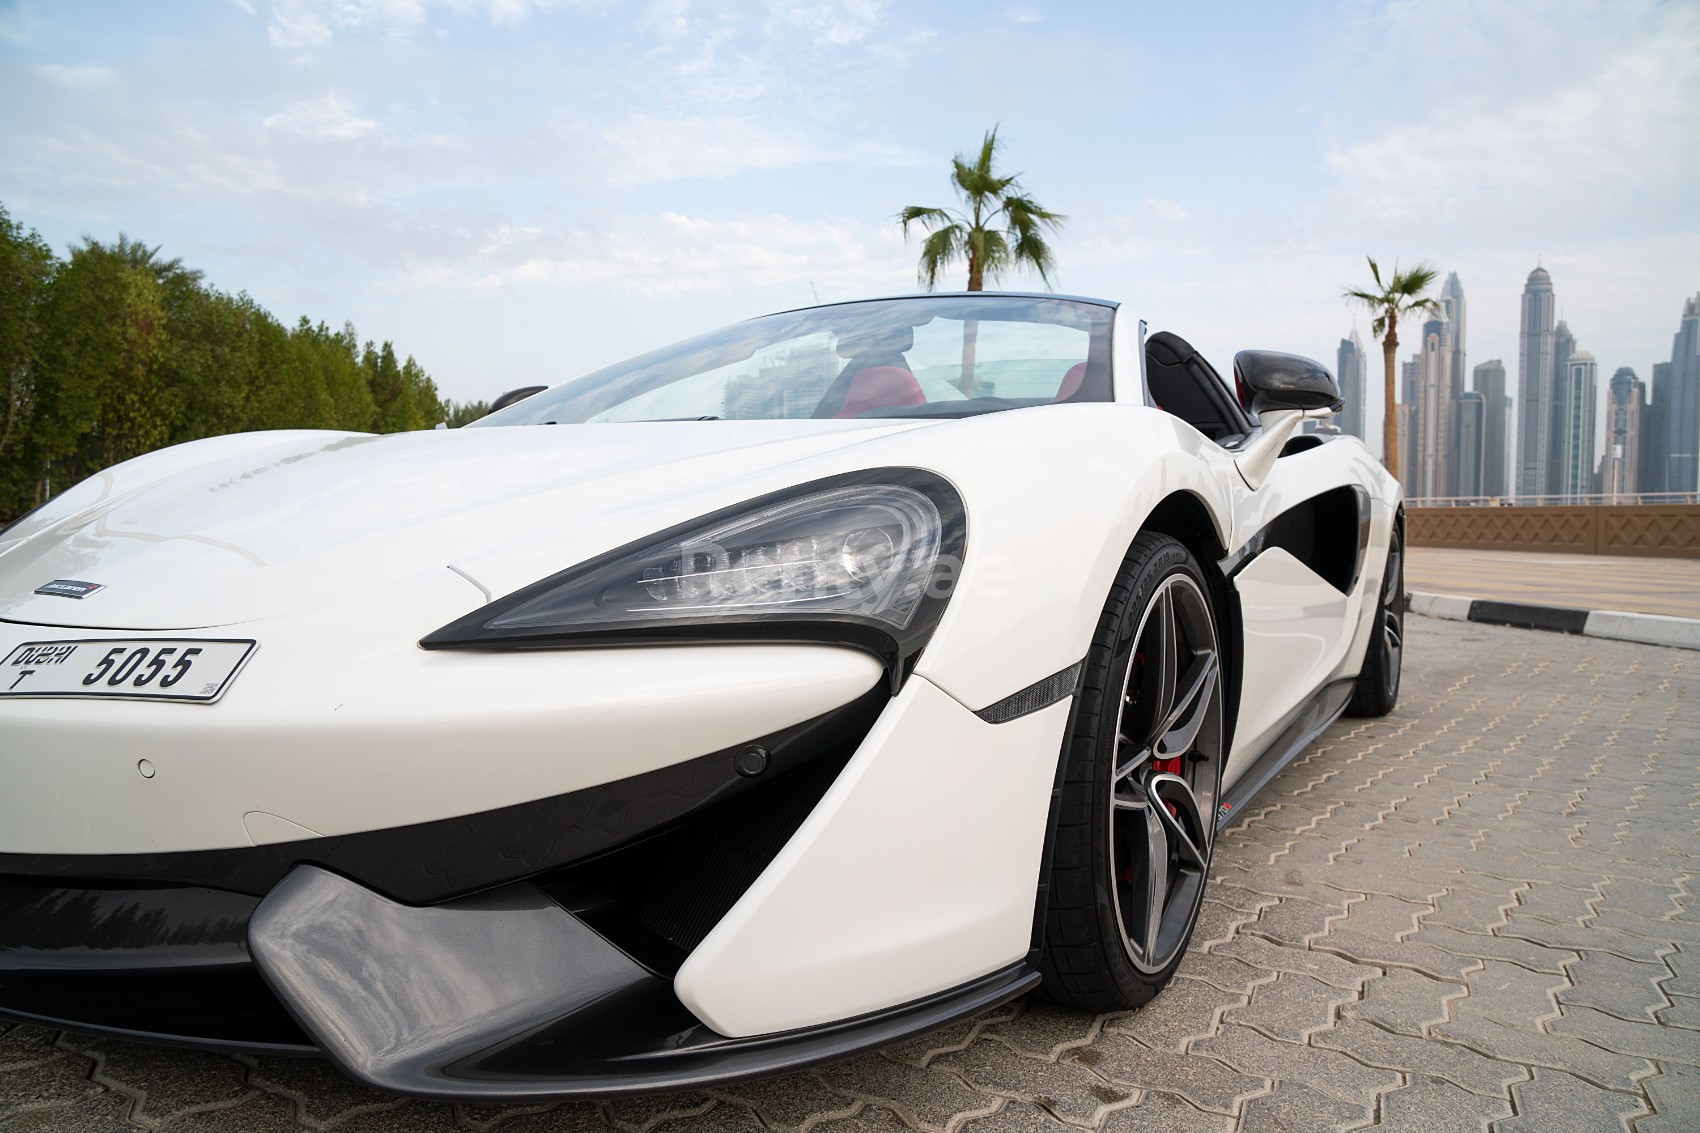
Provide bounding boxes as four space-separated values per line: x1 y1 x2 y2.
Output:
1039 533 1227 1010
1346 521 1404 718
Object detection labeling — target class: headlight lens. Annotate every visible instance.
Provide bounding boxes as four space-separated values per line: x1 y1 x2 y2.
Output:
497 484 941 631
421 469 966 680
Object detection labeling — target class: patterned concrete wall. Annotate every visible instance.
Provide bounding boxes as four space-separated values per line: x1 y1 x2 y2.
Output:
1409 505 1700 559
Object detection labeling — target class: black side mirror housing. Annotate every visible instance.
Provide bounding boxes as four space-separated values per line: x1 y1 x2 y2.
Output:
1232 351 1343 416
490 386 548 413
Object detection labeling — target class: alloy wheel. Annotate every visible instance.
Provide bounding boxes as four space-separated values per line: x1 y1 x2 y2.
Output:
1107 573 1225 975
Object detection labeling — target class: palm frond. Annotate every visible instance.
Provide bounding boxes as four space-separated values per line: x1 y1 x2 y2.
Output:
1004 194 1066 232
917 224 965 289
897 205 956 239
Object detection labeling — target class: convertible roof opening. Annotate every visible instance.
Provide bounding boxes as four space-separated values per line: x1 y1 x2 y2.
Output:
474 295 1115 426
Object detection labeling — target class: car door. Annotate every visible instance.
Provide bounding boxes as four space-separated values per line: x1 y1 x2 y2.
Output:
1222 435 1369 782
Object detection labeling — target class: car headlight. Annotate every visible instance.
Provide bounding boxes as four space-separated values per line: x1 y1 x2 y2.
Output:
421 469 966 685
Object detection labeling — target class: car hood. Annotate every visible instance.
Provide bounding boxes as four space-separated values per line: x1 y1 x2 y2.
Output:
0 420 934 630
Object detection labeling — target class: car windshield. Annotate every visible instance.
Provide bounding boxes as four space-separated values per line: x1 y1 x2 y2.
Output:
472 295 1115 426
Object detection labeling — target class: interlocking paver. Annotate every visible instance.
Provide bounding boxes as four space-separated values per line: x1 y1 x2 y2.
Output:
1406 922 1579 974
1084 1033 1266 1115
1450 960 1566 1029
1497 1067 1648 1132
1221 972 1354 1043
1101 976 1244 1053
1339 967 1467 1037
1189 1025 1401 1106
1373 1073 1511 1132
1639 1060 1700 1133
1210 932 1380 990
1557 952 1679 1023
1429 1013 1652 1093
1543 1004 1700 1064
1097 1091 1231 1133
1310 1020 1527 1099
4 616 1696 1130
1232 1080 1373 1133
1656 994 1700 1031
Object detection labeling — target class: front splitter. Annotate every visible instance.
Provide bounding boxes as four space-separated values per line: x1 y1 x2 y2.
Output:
250 866 1038 1100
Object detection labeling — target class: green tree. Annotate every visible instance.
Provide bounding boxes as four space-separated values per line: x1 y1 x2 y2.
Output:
35 241 169 484
0 200 446 522
0 206 55 495
897 126 1065 293
445 399 491 428
1343 257 1440 483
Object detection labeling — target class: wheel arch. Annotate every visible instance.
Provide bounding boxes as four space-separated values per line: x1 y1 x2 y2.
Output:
1134 490 1243 759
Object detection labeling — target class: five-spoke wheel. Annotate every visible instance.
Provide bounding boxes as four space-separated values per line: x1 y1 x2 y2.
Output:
1040 534 1225 1008
1108 572 1224 974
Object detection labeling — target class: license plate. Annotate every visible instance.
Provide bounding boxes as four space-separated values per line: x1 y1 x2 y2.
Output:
0 638 257 702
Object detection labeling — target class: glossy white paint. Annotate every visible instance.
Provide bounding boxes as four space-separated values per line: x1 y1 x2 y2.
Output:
0 294 1404 1044
1224 547 1352 777
0 606 882 854
675 675 1071 1036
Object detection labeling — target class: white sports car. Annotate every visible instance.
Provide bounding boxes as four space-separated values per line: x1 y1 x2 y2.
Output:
0 292 1403 1099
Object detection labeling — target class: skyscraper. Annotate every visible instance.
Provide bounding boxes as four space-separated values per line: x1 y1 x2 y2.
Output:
1455 392 1485 498
1555 351 1597 502
1642 361 1672 495
1516 267 1557 498
1439 272 1467 404
1666 292 1700 494
1473 360 1510 498
1414 318 1452 498
1548 319 1577 494
1337 330 1368 442
1602 367 1645 501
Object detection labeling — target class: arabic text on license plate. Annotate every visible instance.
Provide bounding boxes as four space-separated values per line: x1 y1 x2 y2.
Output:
1 639 257 702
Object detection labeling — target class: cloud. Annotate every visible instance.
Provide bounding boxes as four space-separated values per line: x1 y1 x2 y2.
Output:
763 0 884 47
1320 0 1700 240
400 209 910 297
33 64 119 87
264 0 550 49
263 94 381 140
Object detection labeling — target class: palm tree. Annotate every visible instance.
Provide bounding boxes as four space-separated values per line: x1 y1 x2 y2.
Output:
76 233 203 287
1343 257 1440 482
897 126 1065 292
897 127 1064 394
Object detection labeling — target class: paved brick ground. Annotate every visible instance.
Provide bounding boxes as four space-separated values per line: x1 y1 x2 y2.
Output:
3 616 1697 1132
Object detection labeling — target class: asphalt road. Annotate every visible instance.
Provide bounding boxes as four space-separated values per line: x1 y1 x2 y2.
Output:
3 614 1696 1132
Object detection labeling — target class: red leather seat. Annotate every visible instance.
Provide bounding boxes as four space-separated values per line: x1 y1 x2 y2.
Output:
831 366 926 418
1055 362 1086 401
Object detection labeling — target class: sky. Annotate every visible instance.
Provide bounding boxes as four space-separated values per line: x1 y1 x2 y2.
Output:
3 0 1698 453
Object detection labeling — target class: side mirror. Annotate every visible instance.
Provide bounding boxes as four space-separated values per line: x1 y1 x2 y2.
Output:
490 385 548 413
1233 351 1343 416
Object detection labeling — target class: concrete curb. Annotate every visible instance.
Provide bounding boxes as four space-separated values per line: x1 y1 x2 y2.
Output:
1408 591 1700 651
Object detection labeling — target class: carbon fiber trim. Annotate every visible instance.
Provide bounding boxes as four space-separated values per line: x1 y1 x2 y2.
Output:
974 661 1084 724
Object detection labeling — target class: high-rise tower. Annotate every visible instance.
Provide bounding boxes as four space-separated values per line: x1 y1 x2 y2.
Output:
1516 267 1557 498
1555 351 1597 502
1337 330 1368 443
1473 360 1510 498
1415 318 1452 498
1667 293 1700 493
1602 367 1645 501
1440 272 1467 404
1642 361 1672 495
1548 319 1577 493
1455 392 1486 498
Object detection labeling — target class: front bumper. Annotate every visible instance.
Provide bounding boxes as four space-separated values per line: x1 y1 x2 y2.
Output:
0 866 1038 1100
1 669 1074 1094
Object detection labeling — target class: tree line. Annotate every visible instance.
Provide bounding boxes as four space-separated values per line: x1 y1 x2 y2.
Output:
1 202 484 523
